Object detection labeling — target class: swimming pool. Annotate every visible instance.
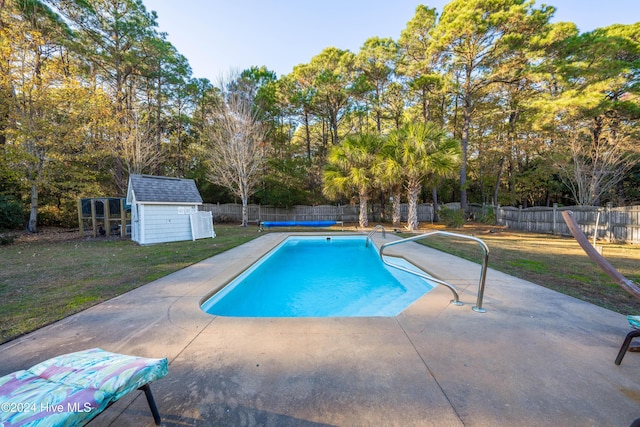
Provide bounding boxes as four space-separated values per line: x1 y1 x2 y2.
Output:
201 235 435 317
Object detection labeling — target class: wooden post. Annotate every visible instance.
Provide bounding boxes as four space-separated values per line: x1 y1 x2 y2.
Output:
104 198 110 235
90 199 97 237
552 203 558 235
77 199 84 237
120 198 126 238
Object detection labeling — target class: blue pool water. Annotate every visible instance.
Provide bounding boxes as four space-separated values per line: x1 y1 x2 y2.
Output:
201 235 435 317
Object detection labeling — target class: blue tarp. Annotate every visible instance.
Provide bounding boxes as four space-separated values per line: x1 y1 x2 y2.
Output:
261 221 337 228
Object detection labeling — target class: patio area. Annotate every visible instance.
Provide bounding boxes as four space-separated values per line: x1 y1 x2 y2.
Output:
0 232 638 426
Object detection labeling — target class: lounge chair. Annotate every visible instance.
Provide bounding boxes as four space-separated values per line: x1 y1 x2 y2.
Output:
0 348 168 426
615 315 640 365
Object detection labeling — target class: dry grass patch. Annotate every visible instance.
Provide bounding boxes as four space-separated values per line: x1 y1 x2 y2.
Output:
0 224 259 343
408 223 640 314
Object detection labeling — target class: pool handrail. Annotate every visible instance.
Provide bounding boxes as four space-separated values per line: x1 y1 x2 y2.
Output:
365 225 386 247
380 254 463 306
378 231 490 313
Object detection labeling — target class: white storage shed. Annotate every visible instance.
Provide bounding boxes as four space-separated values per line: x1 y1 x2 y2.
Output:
126 174 214 245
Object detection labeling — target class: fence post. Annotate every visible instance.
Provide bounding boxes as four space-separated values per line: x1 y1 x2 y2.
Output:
552 203 558 235
606 202 613 242
518 205 523 230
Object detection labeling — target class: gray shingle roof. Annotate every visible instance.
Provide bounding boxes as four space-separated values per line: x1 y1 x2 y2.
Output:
128 174 203 204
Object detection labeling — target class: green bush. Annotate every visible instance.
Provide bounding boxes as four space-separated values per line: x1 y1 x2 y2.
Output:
38 198 80 228
0 196 25 230
0 234 17 246
38 205 66 227
439 206 465 228
478 206 496 224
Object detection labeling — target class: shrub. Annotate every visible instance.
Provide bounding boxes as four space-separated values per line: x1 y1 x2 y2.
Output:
478 206 496 224
38 205 66 227
38 199 80 228
0 233 17 246
0 196 25 230
439 206 465 228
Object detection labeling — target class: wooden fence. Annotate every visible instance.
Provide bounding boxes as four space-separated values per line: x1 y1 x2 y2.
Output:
200 203 444 225
471 204 640 244
201 202 640 244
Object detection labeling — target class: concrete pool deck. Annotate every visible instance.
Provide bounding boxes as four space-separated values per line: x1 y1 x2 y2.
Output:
1 231 639 426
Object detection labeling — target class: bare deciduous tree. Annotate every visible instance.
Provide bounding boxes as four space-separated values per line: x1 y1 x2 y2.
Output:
205 93 266 226
556 129 636 206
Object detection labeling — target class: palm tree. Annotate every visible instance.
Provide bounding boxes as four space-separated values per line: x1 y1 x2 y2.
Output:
323 133 384 228
387 122 460 231
374 140 404 227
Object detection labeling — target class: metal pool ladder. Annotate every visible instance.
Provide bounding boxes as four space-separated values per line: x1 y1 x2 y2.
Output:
365 224 386 247
374 229 490 313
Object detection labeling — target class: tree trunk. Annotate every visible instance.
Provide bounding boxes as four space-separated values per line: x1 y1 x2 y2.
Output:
304 110 311 160
407 184 419 231
177 118 182 176
28 183 38 233
330 112 339 145
155 74 162 175
241 195 248 227
358 189 368 228
493 157 505 206
378 192 386 222
460 95 471 212
321 119 328 151
392 188 402 227
421 87 430 123
589 116 604 205
432 186 439 222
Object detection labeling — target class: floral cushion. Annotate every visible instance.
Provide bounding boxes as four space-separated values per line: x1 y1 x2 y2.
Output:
0 348 168 427
628 315 640 330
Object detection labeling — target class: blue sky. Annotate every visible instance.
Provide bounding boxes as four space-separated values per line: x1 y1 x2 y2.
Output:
143 0 640 81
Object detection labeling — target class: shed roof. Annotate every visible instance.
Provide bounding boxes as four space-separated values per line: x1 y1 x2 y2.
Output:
127 174 203 204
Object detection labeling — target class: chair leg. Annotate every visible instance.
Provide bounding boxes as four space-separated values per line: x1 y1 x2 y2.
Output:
139 383 162 425
615 330 640 365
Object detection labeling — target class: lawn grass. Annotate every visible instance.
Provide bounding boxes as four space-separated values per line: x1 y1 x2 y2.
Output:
0 224 259 343
406 224 640 315
1 221 639 345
